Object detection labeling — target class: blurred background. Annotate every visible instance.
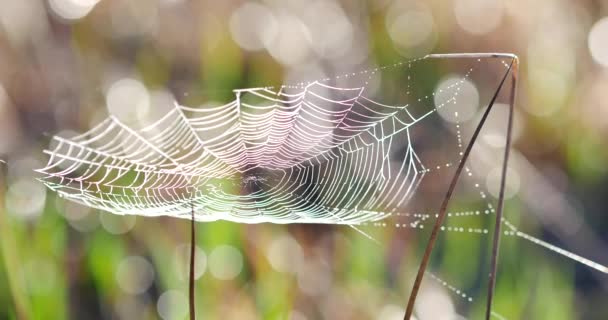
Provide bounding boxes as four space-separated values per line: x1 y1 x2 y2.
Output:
1 0 608 319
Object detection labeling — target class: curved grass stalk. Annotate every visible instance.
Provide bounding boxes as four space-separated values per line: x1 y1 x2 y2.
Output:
403 53 519 320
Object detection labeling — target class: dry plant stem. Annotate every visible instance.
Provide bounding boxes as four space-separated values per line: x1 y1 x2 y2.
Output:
0 162 32 320
190 203 196 320
403 56 516 320
485 58 518 320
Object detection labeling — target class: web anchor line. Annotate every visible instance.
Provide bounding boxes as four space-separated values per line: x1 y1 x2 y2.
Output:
403 54 518 320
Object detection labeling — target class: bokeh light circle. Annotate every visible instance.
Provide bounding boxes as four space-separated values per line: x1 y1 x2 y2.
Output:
588 17 608 67
434 76 480 123
99 213 136 235
386 7 437 57
229 2 277 51
266 14 312 66
208 245 243 280
6 177 46 220
266 234 303 273
303 1 353 60
48 0 99 21
454 0 504 35
157 290 188 320
106 78 150 124
59 199 99 232
116 256 155 295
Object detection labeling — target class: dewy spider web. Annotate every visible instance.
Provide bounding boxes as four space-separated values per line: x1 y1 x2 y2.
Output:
37 75 434 224
37 53 607 320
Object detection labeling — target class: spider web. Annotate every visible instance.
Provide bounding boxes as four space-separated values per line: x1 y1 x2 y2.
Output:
37 54 607 318
37 59 454 224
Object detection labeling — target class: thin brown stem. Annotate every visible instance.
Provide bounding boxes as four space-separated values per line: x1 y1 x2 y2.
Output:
403 58 515 320
189 203 196 320
484 57 519 320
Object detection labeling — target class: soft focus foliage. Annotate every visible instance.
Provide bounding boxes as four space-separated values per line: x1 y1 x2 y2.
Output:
0 0 607 319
